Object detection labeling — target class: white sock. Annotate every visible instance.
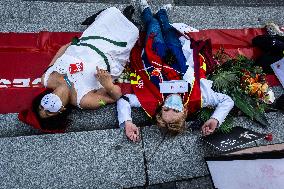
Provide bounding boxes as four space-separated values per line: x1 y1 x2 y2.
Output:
161 4 173 12
140 0 149 11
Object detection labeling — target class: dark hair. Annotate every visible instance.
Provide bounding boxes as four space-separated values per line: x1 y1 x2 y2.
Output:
163 49 178 66
32 90 71 132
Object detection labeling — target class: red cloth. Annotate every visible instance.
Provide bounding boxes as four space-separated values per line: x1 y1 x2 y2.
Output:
0 32 80 114
129 33 216 117
129 33 163 116
187 28 267 59
0 28 281 114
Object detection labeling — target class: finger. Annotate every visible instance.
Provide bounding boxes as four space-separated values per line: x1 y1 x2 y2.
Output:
201 125 206 135
203 129 209 136
136 134 140 142
135 128 140 136
205 126 210 133
207 128 214 135
204 131 208 136
202 125 209 136
96 66 100 74
129 134 134 141
208 129 214 134
133 134 138 142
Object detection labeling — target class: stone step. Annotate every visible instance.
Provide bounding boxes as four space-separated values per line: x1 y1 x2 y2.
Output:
0 104 150 138
0 128 146 189
141 110 284 185
0 123 223 188
1 0 284 33
2 113 284 188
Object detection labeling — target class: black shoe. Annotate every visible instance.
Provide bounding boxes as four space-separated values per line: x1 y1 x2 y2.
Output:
123 5 135 22
81 9 106 25
252 35 284 54
254 52 283 74
123 5 142 31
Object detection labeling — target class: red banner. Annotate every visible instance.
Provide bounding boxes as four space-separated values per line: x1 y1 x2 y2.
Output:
0 29 280 113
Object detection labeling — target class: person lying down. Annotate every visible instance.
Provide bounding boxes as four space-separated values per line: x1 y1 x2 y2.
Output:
19 7 139 132
116 1 234 142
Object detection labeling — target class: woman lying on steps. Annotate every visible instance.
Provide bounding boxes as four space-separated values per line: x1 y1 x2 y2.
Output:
19 7 139 132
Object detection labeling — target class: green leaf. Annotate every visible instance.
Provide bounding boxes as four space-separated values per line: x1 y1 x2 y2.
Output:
218 115 233 134
199 108 214 121
231 91 269 126
254 110 270 126
231 91 254 119
211 71 238 93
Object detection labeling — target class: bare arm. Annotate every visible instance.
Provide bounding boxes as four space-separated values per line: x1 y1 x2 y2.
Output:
95 67 122 101
79 88 117 109
41 42 71 84
48 42 71 67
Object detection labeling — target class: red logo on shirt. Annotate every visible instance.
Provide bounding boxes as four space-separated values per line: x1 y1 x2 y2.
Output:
69 62 83 74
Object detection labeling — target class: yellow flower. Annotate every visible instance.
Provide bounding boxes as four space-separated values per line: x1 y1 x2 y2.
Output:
261 83 268 93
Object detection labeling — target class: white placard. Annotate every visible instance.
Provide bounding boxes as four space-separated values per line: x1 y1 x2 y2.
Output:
271 57 284 88
159 80 188 93
207 158 284 189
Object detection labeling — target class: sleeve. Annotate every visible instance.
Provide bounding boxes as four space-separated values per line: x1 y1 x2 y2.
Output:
200 79 234 126
116 94 141 128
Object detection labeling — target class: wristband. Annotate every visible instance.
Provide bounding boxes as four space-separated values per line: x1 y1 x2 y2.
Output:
99 99 106 107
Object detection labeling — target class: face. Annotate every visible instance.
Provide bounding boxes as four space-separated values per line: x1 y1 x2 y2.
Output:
161 106 185 124
39 92 66 119
38 105 61 119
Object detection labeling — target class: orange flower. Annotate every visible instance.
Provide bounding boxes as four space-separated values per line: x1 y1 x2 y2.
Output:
255 74 259 82
249 77 256 84
249 83 262 95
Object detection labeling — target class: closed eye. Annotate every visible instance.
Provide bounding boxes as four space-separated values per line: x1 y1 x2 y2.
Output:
163 107 170 112
39 105 52 114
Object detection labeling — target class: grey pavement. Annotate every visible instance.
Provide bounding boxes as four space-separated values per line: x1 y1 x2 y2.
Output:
0 129 146 189
0 0 284 188
142 109 284 185
1 0 284 32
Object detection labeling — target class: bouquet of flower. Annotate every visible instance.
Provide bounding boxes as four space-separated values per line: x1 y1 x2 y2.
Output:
240 69 275 104
197 50 275 133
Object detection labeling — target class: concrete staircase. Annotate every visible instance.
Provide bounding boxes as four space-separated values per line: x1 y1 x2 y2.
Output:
0 0 284 188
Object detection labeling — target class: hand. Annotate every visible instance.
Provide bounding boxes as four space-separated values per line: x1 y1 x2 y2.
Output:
125 121 140 142
95 66 113 89
201 118 219 136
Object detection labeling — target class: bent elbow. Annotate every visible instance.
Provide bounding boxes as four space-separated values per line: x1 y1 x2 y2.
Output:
228 96 235 110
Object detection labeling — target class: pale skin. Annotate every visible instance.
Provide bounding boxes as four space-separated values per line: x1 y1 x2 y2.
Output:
125 106 219 142
39 43 122 118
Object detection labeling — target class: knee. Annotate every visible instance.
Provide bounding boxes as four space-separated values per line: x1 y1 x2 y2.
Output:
146 18 161 32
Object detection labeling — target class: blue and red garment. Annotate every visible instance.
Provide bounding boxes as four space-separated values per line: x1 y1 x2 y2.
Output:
129 32 216 117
